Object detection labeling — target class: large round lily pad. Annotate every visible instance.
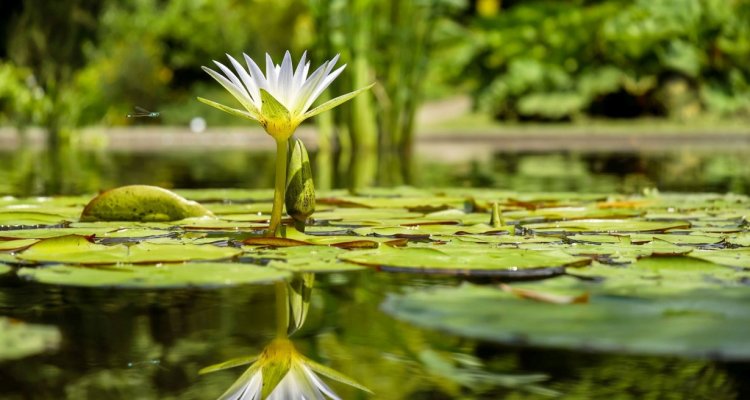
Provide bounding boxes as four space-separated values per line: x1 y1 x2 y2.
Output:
18 262 290 288
382 279 750 360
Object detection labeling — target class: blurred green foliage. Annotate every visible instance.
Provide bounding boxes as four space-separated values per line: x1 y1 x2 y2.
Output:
2 0 750 127
462 0 750 120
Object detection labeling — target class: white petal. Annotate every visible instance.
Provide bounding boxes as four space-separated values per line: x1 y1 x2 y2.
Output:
278 50 294 107
239 373 263 400
292 51 308 90
227 54 261 106
291 61 330 114
244 53 270 108
265 53 278 90
322 54 340 78
301 64 347 113
302 365 340 400
201 66 257 114
213 60 249 98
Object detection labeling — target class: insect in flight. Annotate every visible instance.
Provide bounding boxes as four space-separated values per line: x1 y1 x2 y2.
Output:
127 106 161 118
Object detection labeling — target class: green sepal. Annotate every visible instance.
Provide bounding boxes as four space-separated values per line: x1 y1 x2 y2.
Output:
302 356 373 394
302 83 375 120
260 357 292 399
260 89 294 139
197 97 259 121
198 354 259 375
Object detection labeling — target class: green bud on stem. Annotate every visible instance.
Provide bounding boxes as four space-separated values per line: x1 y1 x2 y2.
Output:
285 138 316 231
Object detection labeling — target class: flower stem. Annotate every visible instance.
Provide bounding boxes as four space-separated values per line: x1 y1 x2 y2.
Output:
275 281 289 339
267 138 289 237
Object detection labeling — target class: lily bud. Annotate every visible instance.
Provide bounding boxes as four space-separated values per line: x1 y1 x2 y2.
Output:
285 138 315 231
490 201 504 227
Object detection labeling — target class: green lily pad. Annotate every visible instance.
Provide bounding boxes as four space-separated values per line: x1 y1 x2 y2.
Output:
16 235 242 265
265 246 366 273
311 208 423 225
382 279 750 360
0 211 69 227
318 195 464 212
0 317 61 361
80 185 215 222
18 262 290 288
0 238 40 251
339 245 590 276
690 249 750 269
520 219 691 235
353 224 511 238
0 263 11 275
569 257 750 294
0 227 167 240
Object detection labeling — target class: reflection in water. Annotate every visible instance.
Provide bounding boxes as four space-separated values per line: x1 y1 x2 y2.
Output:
0 271 747 398
2 148 750 196
202 275 371 399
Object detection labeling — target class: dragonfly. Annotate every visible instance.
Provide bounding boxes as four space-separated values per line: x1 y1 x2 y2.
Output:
127 106 161 118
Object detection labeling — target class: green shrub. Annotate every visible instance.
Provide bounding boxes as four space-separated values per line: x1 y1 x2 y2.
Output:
462 0 750 121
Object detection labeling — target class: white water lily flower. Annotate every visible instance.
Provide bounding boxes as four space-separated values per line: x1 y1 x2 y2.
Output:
201 338 371 400
199 51 373 140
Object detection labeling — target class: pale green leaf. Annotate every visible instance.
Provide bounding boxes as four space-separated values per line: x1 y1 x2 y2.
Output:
302 83 374 120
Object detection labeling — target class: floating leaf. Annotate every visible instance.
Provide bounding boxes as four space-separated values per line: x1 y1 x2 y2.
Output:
0 263 11 275
690 249 750 269
339 245 589 276
519 219 691 235
383 279 750 359
17 235 242 264
0 317 61 361
0 238 39 251
0 211 68 227
80 185 215 222
260 246 366 273
18 262 290 288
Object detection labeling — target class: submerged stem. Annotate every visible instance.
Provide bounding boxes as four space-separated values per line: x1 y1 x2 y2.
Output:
268 138 289 237
275 281 289 338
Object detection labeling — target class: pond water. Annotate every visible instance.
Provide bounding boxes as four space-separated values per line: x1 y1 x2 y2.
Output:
1 148 750 399
2 148 750 196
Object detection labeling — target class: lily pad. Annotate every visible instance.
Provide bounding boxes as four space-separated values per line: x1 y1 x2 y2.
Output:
16 235 242 265
80 185 215 222
339 245 590 276
690 249 750 269
519 219 691 235
0 211 69 227
18 262 290 288
0 317 61 361
0 238 40 251
265 246 366 273
382 280 750 360
0 263 11 275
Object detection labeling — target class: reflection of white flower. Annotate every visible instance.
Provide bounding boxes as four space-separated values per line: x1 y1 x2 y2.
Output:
203 338 371 400
200 51 372 140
